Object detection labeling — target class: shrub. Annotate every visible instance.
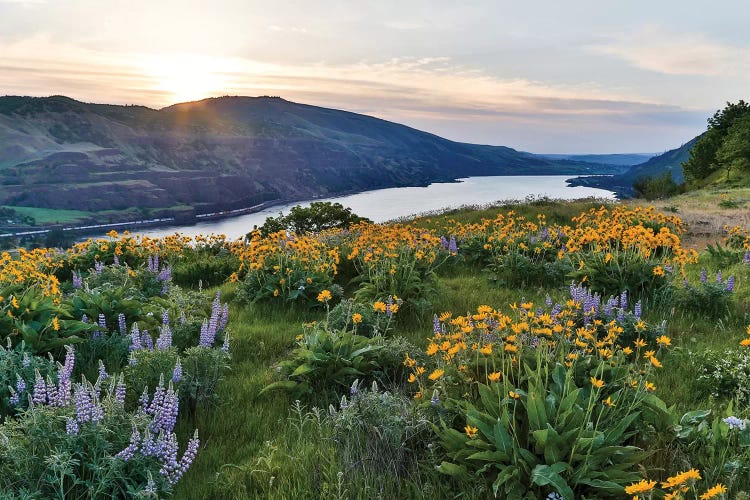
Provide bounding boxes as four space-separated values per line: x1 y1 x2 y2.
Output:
670 270 736 319
691 348 750 406
0 340 57 416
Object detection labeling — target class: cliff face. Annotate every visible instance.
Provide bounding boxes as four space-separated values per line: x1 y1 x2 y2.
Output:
0 95 618 216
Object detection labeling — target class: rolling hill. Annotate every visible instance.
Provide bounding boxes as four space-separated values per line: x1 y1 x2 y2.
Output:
567 138 698 197
0 95 622 222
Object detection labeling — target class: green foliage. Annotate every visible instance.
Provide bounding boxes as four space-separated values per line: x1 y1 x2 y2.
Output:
180 346 231 413
672 405 750 488
171 248 239 288
633 172 685 200
670 278 735 319
489 249 573 288
0 284 95 354
436 363 659 499
326 298 396 337
257 202 370 237
683 100 750 183
691 348 750 406
567 250 669 301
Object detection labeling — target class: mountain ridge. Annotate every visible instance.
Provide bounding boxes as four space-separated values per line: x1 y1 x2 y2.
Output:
0 95 622 222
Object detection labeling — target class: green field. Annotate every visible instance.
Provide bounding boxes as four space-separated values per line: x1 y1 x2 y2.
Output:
3 205 93 224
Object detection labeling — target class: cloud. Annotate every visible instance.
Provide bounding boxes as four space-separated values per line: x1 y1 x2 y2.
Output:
592 25 749 76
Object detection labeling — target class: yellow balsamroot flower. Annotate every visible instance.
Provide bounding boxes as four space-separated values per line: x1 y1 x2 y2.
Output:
661 468 701 489
649 356 663 368
624 479 657 495
634 338 647 348
407 374 417 383
603 396 616 407
508 390 520 400
11 296 19 309
428 369 444 381
504 343 518 353
52 317 60 331
479 344 492 355
487 371 502 382
352 313 363 324
590 377 605 389
317 289 332 302
656 335 672 347
622 347 634 355
273 289 279 297
403 354 416 367
700 483 727 499
741 338 750 347
645 381 656 391
653 266 665 276
416 367 426 375
464 426 478 439
373 301 386 313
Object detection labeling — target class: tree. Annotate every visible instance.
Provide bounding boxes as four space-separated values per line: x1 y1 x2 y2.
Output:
255 202 370 237
715 114 750 181
682 100 750 182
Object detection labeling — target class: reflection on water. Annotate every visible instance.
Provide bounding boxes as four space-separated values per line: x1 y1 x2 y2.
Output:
135 175 614 239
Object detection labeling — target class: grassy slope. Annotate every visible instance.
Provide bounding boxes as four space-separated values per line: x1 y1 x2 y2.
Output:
2 205 93 224
175 198 750 499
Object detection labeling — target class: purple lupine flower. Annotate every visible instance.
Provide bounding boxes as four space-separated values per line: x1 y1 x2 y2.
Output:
440 236 449 250
162 310 169 326
448 236 458 254
700 268 707 284
116 427 141 460
634 300 642 320
128 352 137 366
72 271 83 289
140 429 158 457
156 324 172 350
142 331 153 350
98 360 109 381
15 375 26 396
157 266 172 282
545 294 553 307
430 390 441 406
172 358 182 384
118 313 127 335
716 270 723 283
73 384 92 422
113 254 120 266
616 308 625 323
433 314 440 334
8 388 19 406
147 376 166 417
129 323 142 351
32 370 46 405
221 332 230 353
727 276 735 292
158 432 181 483
65 417 79 436
57 346 75 405
180 311 186 324
81 314 89 324
45 375 59 406
22 353 30 368
94 261 104 274
198 320 212 348
386 295 394 318
744 251 750 265
152 383 179 434
172 430 200 484
115 374 126 404
620 290 628 310
138 387 150 413
98 314 107 330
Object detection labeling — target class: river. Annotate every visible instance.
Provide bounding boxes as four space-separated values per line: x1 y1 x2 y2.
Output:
134 175 614 240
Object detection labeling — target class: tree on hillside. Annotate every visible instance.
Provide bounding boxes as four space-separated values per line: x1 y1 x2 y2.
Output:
255 201 370 236
683 100 750 182
716 114 750 180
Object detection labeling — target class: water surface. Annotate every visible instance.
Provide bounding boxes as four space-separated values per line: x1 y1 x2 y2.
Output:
135 175 614 239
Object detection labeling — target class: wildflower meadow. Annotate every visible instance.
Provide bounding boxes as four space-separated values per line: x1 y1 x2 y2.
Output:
1 199 750 499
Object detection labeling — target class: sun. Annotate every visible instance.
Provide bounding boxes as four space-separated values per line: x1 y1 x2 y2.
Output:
144 54 236 104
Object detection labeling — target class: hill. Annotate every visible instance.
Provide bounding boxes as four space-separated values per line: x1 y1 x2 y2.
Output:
537 152 656 167
567 138 697 197
0 95 622 223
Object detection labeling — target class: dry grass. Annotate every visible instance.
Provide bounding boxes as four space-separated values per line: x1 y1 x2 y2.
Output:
625 187 750 250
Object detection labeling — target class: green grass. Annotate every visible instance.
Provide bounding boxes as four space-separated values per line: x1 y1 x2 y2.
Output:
171 202 750 499
3 205 93 224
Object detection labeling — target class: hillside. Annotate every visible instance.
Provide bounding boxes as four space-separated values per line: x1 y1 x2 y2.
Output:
567 138 698 197
0 95 622 223
538 152 655 166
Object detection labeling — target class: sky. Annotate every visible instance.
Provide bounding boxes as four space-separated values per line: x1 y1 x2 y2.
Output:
1 0 748 153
